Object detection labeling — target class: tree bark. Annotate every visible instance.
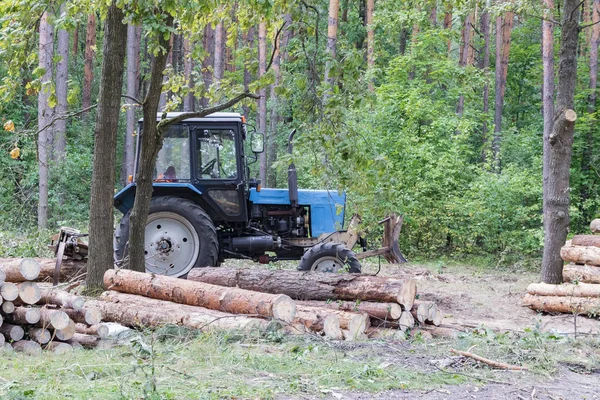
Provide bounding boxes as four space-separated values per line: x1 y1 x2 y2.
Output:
0 258 85 283
456 13 474 116
291 308 342 339
37 11 54 230
6 307 41 324
121 24 142 186
201 24 215 108
94 291 270 331
258 20 268 184
541 0 582 284
297 300 402 320
0 323 25 341
480 3 491 161
267 24 282 187
370 310 415 331
492 11 514 170
561 244 600 265
242 26 255 118
182 37 195 112
62 306 102 325
86 2 128 289
324 0 340 97
158 34 174 110
54 3 69 159
82 14 96 112
366 0 375 92
572 235 600 247
187 267 417 310
38 286 85 310
542 0 555 219
444 8 452 56
563 263 600 283
0 258 41 282
104 269 297 322
214 22 224 86
527 282 600 297
296 304 370 336
12 340 42 355
522 294 600 315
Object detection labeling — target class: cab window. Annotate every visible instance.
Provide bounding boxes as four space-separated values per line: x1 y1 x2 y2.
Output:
154 125 191 181
197 129 237 179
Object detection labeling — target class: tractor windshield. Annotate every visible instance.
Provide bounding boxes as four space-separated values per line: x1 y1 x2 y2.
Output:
154 125 191 182
197 129 237 179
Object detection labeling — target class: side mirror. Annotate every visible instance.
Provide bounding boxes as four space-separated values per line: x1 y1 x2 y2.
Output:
251 132 264 153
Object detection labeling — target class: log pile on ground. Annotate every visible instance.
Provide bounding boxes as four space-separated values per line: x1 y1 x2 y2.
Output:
523 219 600 318
0 258 109 353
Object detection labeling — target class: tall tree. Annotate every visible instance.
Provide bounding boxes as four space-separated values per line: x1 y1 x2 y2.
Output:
479 1 491 161
541 0 581 284
183 37 195 112
492 10 514 170
324 0 340 95
82 14 96 112
258 20 267 184
242 26 255 118
268 26 282 187
121 24 142 186
366 0 375 92
86 1 128 288
158 34 174 110
542 0 554 220
214 21 224 86
37 11 54 230
456 13 474 117
201 24 215 108
54 3 69 159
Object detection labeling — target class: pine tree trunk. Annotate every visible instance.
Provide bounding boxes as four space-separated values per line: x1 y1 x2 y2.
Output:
242 26 255 118
121 24 142 186
183 37 194 112
480 3 491 162
86 2 128 288
158 35 174 110
258 21 268 184
54 3 69 159
72 24 79 59
541 0 581 284
366 0 375 92
127 15 174 273
37 11 54 230
201 24 215 108
542 0 555 218
444 8 452 56
213 21 224 85
324 0 340 96
456 13 473 117
82 14 96 112
267 28 281 188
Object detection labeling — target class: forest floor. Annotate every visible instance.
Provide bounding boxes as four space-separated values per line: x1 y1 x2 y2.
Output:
1 260 599 399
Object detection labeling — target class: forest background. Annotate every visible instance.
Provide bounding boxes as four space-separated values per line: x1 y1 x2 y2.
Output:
0 0 596 268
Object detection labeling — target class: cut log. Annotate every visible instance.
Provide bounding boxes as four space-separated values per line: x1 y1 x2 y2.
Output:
12 340 42 355
572 235 600 247
39 308 71 330
63 307 102 325
410 301 443 326
17 282 41 305
55 319 76 341
590 219 600 233
527 282 600 297
295 304 369 339
2 342 12 352
38 286 85 310
28 328 51 344
0 269 5 285
371 311 415 332
0 259 41 282
297 300 402 320
0 323 25 341
1 282 19 301
563 263 600 284
65 333 101 348
19 259 41 281
187 267 417 310
2 301 15 314
8 307 41 324
104 269 296 322
292 308 343 339
560 245 600 266
522 294 600 316
92 291 269 332
0 258 86 283
75 323 109 338
45 341 73 354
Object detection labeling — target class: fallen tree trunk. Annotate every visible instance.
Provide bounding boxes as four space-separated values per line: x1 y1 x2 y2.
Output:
12 340 42 355
39 308 71 330
0 323 24 341
75 323 109 338
292 309 342 339
92 291 270 331
560 245 600 266
296 304 369 339
63 307 102 325
38 286 85 310
522 294 600 316
572 235 600 247
0 258 86 283
563 263 600 284
104 269 296 322
0 258 41 282
187 267 417 310
7 307 41 324
297 300 401 320
527 282 600 297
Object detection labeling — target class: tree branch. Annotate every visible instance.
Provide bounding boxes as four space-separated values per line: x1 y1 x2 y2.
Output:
34 104 98 136
121 94 143 105
265 22 287 74
156 91 259 130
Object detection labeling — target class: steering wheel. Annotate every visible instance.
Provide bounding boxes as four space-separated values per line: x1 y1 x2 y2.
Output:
200 158 217 176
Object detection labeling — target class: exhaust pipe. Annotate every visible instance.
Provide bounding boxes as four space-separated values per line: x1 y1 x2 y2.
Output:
287 129 299 214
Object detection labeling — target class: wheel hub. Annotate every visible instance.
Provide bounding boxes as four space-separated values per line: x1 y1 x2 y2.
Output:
312 256 345 273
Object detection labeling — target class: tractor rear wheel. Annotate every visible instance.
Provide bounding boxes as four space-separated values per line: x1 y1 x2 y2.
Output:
297 242 361 273
114 196 218 278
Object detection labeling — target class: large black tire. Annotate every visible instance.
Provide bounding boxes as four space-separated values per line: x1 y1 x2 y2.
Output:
297 242 361 273
114 196 218 278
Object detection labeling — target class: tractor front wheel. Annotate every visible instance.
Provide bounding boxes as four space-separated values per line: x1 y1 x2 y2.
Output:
297 242 361 273
114 196 218 278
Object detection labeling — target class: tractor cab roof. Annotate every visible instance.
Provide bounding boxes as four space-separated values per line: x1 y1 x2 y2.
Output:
139 112 243 123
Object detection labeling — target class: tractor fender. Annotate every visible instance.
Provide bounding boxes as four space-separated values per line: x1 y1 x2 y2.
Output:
114 183 203 215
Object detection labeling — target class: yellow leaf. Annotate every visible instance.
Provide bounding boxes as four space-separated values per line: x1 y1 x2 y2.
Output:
10 147 20 159
3 120 15 132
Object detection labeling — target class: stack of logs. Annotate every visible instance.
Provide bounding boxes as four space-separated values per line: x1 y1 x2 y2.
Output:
98 267 444 340
523 219 600 317
0 259 109 354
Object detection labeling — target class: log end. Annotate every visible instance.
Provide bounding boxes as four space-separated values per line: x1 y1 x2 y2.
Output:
19 258 41 281
271 294 296 323
590 219 600 233
12 340 42 356
85 307 103 325
322 315 343 340
397 279 417 311
565 109 577 122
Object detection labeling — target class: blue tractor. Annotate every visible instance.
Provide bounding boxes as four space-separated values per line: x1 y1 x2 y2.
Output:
113 112 405 278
